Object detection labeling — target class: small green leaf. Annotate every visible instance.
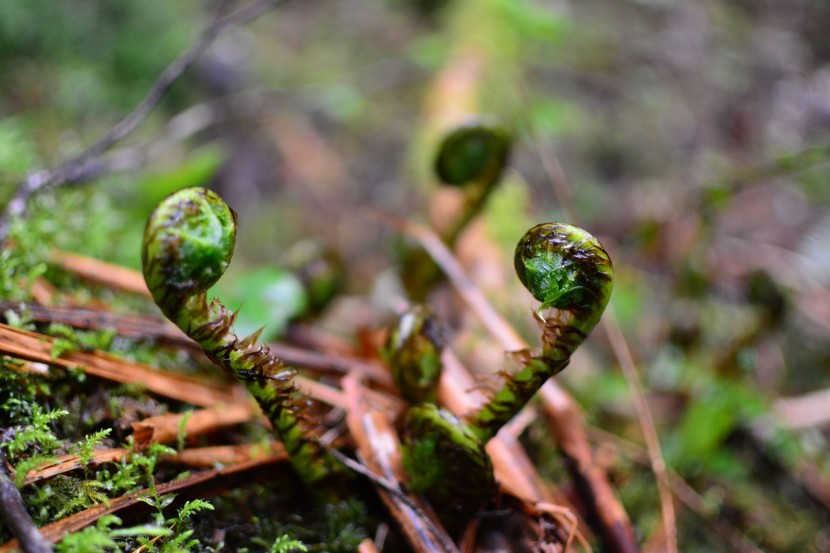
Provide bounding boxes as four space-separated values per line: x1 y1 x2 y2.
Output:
211 266 308 339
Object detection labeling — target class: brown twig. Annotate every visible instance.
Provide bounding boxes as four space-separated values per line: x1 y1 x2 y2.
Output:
50 250 152 298
29 96 236 190
586 427 765 553
22 449 129 487
0 0 288 242
0 297 395 389
0 439 53 553
0 321 401 444
601 311 676 551
342 373 458 553
357 538 381 553
330 447 459 553
278 344 393 388
165 443 284 468
21 443 285 487
131 404 256 447
0 323 245 408
492 436 592 553
0 301 183 343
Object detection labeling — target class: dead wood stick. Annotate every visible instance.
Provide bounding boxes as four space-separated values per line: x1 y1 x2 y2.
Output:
0 445 52 553
0 300 185 343
400 220 638 553
511 497 594 553
23 449 129 487
271 342 393 387
0 323 245 408
0 0 288 242
0 299 394 387
0 323 398 446
50 250 151 298
342 373 458 553
164 443 285 468
358 538 381 553
601 310 676 552
775 387 830 429
22 443 286 487
131 404 256 447
539 384 634 553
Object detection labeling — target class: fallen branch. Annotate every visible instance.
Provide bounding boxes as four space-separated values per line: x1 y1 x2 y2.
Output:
0 440 52 553
22 449 129 487
0 323 244 408
50 250 152 298
1 297 393 386
601 310 676 552
342 373 458 553
131 404 256 447
775 386 830 429
22 443 286 487
165 443 284 468
0 301 182 343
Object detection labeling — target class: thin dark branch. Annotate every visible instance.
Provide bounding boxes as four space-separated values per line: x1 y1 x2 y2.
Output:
0 0 287 242
328 448 459 553
0 432 53 553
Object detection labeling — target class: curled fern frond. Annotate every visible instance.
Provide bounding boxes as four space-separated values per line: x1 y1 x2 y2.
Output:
142 187 335 485
402 403 493 516
434 119 511 189
471 222 613 441
382 305 445 403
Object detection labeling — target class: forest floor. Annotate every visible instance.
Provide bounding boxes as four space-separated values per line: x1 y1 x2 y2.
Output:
1 0 829 551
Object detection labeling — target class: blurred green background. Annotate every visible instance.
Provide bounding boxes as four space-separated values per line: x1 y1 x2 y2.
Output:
2 0 830 550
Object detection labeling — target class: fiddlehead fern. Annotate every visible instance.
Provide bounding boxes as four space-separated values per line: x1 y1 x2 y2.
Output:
434 118 511 245
470 222 614 441
435 120 511 189
382 305 445 404
286 240 345 315
404 118 512 300
142 187 335 485
404 223 613 511
400 223 612 514
402 403 494 516
383 307 493 515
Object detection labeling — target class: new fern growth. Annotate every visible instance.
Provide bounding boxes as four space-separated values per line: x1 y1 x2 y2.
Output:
402 403 493 516
382 306 494 515
404 118 512 300
434 118 511 246
403 222 613 514
382 305 444 404
142 187 335 485
470 222 613 441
